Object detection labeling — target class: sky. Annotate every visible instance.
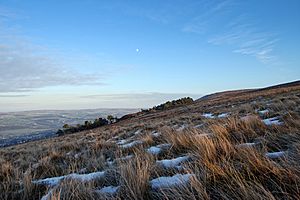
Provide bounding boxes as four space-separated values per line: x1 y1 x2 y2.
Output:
0 0 299 112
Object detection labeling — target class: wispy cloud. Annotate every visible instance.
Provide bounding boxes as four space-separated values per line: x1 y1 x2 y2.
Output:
208 20 279 64
0 94 29 97
0 8 104 93
0 41 104 93
182 0 235 34
181 1 279 64
0 6 18 20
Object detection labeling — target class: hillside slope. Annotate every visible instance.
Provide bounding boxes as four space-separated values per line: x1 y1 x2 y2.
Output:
1 81 300 200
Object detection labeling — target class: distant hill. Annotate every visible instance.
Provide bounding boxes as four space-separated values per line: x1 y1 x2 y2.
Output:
198 80 300 102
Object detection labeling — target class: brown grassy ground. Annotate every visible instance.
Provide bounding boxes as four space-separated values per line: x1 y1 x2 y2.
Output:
0 81 300 200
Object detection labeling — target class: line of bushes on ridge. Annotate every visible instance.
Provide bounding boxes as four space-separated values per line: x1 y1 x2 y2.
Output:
141 97 194 113
56 115 118 136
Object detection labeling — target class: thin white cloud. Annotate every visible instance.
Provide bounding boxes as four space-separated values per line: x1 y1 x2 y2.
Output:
0 8 104 93
0 94 29 97
182 0 235 34
209 22 279 64
0 41 104 93
181 0 279 64
0 6 18 20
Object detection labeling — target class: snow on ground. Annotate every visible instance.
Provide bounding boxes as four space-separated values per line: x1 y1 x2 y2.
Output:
134 130 141 135
150 174 195 189
237 143 256 148
74 152 82 159
106 158 114 166
266 151 286 159
41 188 54 200
117 139 127 145
147 143 171 155
147 146 162 155
202 113 215 119
152 131 161 137
120 155 134 160
96 186 120 195
156 156 190 168
33 175 65 187
258 109 269 115
263 117 283 126
120 140 143 148
194 124 203 128
217 113 229 118
33 171 106 187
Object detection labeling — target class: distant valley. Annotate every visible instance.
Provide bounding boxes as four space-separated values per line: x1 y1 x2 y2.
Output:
0 108 138 147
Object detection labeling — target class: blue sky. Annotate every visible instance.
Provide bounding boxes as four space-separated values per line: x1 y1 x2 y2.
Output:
0 0 299 111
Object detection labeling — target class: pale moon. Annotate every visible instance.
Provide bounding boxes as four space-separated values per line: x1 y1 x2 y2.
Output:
136 48 140 52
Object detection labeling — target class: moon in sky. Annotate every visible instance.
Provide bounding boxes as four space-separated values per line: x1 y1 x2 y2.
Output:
136 48 140 52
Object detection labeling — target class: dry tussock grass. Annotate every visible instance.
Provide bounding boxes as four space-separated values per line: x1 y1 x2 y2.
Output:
0 84 299 199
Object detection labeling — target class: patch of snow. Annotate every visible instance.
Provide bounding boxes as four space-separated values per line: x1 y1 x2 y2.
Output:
41 188 54 200
263 117 283 126
117 139 127 145
74 153 82 159
237 143 256 148
218 113 229 118
120 140 143 148
258 109 269 115
194 124 204 128
32 163 40 169
150 174 194 189
147 146 162 155
33 176 65 187
156 156 190 168
152 131 161 137
202 113 215 119
69 171 105 182
134 130 141 135
96 186 120 195
107 161 114 166
266 151 286 159
33 171 105 187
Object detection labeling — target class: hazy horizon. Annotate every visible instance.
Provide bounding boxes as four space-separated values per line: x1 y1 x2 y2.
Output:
1 0 299 112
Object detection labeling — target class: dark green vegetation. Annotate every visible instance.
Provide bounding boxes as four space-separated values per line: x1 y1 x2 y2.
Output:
57 117 114 136
142 97 194 113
